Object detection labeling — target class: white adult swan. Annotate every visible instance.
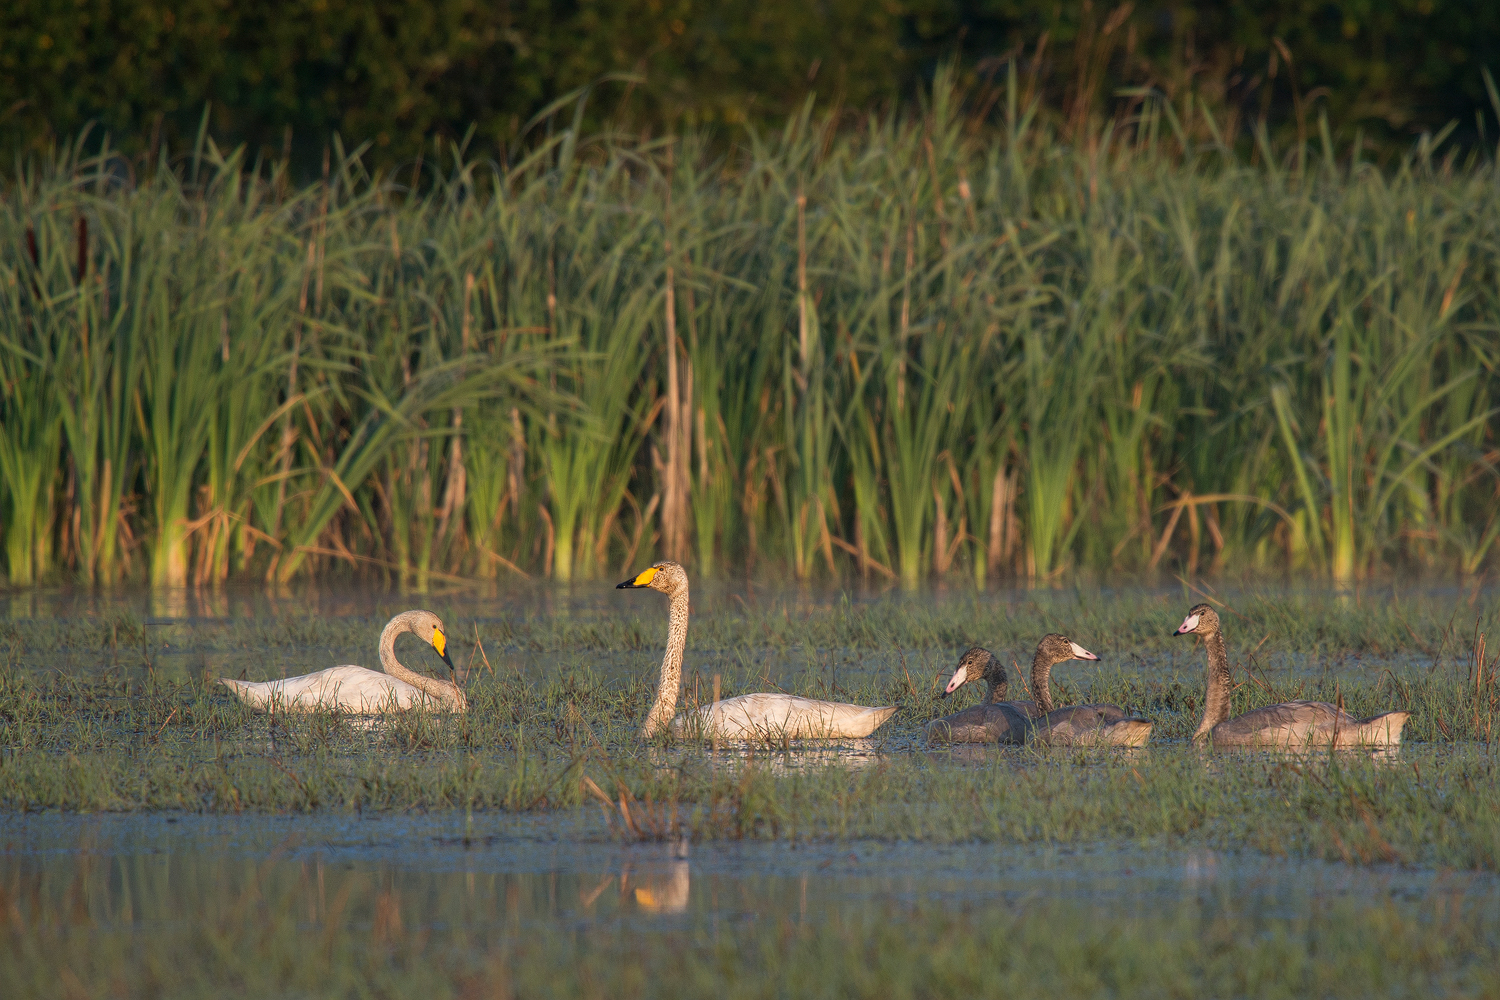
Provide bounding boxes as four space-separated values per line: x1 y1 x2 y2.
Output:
219 609 465 713
1175 603 1408 747
1026 633 1153 747
925 647 1043 743
617 561 896 739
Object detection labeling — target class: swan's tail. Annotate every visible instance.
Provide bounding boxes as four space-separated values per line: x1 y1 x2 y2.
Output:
218 677 268 709
1107 716 1154 747
1354 711 1409 746
849 706 898 738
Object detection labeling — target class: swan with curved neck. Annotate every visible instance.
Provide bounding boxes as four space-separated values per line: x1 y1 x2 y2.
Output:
1026 633 1153 747
617 562 896 739
1176 604 1408 747
925 647 1042 743
219 610 466 713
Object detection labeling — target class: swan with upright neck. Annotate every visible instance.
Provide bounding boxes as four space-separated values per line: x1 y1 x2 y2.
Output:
219 610 466 713
1175 604 1408 747
1026 633 1153 747
925 647 1042 743
617 562 896 739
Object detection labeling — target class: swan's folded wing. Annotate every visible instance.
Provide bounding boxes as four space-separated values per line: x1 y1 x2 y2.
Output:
221 666 421 713
1079 702 1131 724
1213 700 1345 746
700 693 894 739
1034 704 1150 746
1033 705 1108 744
926 703 1030 743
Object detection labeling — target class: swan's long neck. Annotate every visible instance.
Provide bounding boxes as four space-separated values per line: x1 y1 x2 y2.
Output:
982 659 1008 705
1193 629 1233 740
1031 648 1055 713
642 586 689 737
380 617 464 711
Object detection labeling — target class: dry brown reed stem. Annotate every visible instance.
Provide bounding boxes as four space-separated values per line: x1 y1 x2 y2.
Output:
1473 627 1497 746
796 183 809 375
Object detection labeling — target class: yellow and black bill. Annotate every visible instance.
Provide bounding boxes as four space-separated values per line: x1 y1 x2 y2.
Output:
432 627 455 670
616 566 658 589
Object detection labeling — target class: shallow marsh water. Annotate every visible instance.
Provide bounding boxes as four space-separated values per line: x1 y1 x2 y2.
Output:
4 579 1492 693
7 809 1496 925
3 582 1499 995
6 805 1500 997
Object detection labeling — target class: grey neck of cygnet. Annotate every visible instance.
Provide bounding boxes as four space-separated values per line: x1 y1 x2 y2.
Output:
982 656 1009 705
642 585 689 738
379 615 464 711
1192 629 1233 740
1031 647 1057 713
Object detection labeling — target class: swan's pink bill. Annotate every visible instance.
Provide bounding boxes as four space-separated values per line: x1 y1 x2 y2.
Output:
1175 613 1201 634
1068 641 1099 660
944 663 969 694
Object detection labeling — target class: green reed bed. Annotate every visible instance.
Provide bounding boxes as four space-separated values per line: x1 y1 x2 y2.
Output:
2 72 1497 591
4 853 1498 1000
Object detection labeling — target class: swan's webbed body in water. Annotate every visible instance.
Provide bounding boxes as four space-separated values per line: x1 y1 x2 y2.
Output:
617 562 897 740
1035 704 1152 746
1027 634 1153 747
1176 604 1408 748
927 638 1149 746
925 647 1042 743
686 692 897 740
218 610 466 714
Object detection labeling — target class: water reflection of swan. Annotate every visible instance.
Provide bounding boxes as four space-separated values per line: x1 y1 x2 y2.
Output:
629 859 691 914
1183 850 1219 884
1175 605 1408 748
219 610 465 713
582 841 692 916
1205 743 1404 766
932 742 1149 767
641 742 886 774
617 562 896 739
931 744 1016 765
735 743 886 773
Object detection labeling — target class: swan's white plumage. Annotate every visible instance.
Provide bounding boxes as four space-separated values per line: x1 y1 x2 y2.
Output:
220 666 436 713
676 693 897 739
618 562 897 740
218 609 464 714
